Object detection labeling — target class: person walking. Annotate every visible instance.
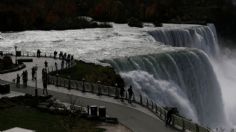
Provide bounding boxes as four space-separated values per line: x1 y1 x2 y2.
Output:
16 74 20 88
128 85 134 103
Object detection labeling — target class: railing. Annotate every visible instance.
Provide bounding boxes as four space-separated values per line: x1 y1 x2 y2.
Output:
47 69 211 132
1 50 211 132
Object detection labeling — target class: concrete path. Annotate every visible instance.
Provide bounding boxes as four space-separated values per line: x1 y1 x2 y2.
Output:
0 56 177 132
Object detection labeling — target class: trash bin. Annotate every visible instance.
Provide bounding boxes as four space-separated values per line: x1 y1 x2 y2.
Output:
99 106 106 118
0 84 10 94
90 105 98 117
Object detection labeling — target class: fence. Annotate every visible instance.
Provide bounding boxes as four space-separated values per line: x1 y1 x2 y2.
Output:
1 50 211 132
47 70 211 132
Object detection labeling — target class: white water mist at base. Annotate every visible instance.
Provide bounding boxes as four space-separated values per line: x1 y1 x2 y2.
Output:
211 49 236 128
105 49 227 128
120 70 199 123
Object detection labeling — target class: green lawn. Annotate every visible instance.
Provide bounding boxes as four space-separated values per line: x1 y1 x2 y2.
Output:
52 60 124 87
0 105 105 132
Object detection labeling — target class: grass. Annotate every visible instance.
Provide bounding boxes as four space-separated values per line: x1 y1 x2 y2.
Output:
0 105 105 132
52 60 124 87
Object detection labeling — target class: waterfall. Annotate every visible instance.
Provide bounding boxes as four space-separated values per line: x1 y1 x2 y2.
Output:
105 49 227 128
148 24 220 57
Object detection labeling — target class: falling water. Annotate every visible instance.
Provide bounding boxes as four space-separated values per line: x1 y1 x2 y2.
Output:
105 49 227 128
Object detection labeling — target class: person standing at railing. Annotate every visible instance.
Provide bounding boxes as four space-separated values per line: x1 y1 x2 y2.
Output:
128 85 134 103
54 51 57 59
44 60 48 68
55 62 58 71
59 51 63 59
16 74 20 88
37 49 41 57
166 107 178 127
61 59 65 69
42 68 48 95
31 66 36 81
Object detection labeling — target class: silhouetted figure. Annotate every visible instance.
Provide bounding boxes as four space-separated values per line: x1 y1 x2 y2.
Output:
37 49 41 57
44 60 48 68
61 59 65 69
42 68 48 95
66 54 71 68
31 67 36 80
120 87 125 102
55 62 58 71
63 53 67 60
166 107 178 127
22 70 28 87
71 55 74 62
16 74 20 88
54 51 57 59
128 85 134 103
59 51 63 59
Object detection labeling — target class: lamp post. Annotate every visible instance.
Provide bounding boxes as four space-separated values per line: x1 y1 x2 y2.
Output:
82 78 85 92
34 65 38 97
14 46 17 64
114 83 119 99
97 80 101 96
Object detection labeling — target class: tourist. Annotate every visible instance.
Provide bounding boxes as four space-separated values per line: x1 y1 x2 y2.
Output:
42 68 46 81
31 66 36 80
54 51 57 59
128 85 134 103
42 69 48 95
61 59 65 69
59 51 63 59
16 74 20 88
55 62 58 71
165 107 178 127
63 53 67 61
120 87 125 102
44 60 48 68
25 70 28 87
37 49 41 57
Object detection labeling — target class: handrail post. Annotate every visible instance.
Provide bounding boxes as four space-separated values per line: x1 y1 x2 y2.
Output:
56 74 59 87
140 94 143 105
76 82 78 90
146 98 149 108
107 86 110 96
114 83 119 99
97 81 101 96
68 76 71 90
195 124 199 132
82 78 85 92
182 119 185 131
155 104 158 113
151 101 154 109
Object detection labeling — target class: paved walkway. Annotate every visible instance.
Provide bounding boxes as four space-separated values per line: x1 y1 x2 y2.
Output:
0 56 176 132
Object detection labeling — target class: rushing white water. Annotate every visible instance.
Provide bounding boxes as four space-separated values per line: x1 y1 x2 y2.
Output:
0 23 235 129
105 49 227 128
148 24 220 56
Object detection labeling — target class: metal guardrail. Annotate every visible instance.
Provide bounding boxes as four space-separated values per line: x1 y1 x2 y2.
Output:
1 50 211 132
